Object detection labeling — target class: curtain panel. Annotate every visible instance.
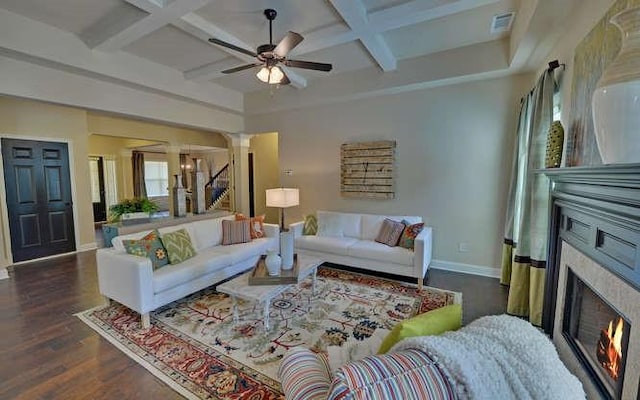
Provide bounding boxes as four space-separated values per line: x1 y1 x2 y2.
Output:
132 151 147 199
501 69 556 326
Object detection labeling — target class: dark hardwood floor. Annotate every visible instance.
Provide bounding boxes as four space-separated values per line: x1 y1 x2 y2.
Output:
1 252 507 399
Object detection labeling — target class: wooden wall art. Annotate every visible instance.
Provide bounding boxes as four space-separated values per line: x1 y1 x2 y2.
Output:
341 140 395 199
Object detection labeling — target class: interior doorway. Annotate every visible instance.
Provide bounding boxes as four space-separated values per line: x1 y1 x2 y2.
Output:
89 156 106 222
1 138 76 262
248 152 255 216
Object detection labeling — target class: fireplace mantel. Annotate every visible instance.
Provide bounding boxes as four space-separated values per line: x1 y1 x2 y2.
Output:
543 163 640 334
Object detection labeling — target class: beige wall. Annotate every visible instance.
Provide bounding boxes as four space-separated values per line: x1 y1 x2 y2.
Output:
250 132 280 224
247 74 532 270
0 96 94 265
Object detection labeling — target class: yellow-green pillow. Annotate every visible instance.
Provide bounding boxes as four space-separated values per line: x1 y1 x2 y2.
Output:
377 304 462 354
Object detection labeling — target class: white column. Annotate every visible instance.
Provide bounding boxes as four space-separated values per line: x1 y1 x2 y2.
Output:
227 133 252 215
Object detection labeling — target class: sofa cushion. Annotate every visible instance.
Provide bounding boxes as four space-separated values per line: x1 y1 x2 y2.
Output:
316 211 344 237
317 211 362 238
189 215 234 251
375 218 405 247
398 221 425 250
122 229 169 270
212 237 273 264
222 219 251 245
235 213 266 239
361 214 422 241
327 349 455 400
295 236 359 256
347 240 414 265
378 304 463 354
152 248 233 293
303 214 318 235
160 228 197 264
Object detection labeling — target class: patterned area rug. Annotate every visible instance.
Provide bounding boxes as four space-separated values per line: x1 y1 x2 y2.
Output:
77 267 461 399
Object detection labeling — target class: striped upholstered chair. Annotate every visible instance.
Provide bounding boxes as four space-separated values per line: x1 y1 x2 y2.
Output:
279 347 455 400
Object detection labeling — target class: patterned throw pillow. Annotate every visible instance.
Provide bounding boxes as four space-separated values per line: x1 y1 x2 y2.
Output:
375 218 405 247
222 219 251 245
303 214 318 235
398 220 425 250
160 228 196 264
235 213 265 239
123 229 169 270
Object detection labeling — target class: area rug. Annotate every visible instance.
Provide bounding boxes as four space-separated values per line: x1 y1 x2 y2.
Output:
77 266 461 399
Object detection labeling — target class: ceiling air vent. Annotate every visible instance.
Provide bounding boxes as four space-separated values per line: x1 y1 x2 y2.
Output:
491 12 515 34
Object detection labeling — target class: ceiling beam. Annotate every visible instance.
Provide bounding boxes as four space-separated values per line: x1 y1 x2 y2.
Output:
328 0 396 71
86 0 210 52
294 0 499 56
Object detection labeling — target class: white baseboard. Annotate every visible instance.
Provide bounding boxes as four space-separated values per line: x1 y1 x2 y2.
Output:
430 259 501 278
79 242 98 252
0 268 9 280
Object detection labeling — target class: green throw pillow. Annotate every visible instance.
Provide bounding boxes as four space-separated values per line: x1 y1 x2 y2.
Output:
303 214 318 235
160 228 196 264
377 304 462 354
123 229 169 270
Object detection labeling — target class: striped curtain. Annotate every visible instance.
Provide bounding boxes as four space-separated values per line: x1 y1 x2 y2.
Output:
501 69 555 326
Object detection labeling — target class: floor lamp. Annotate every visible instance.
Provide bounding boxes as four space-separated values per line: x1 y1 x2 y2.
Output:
266 188 299 269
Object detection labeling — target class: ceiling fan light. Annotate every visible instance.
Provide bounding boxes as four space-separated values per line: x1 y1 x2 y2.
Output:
270 66 284 83
256 65 284 84
256 66 270 83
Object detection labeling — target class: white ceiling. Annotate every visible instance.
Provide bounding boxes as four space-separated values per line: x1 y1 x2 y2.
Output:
0 0 598 120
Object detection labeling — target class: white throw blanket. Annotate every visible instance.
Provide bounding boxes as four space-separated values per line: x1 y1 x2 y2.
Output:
392 314 585 400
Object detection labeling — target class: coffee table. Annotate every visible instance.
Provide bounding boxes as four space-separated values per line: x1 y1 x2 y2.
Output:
216 253 323 330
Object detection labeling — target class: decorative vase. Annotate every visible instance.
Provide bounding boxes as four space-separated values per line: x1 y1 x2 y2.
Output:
191 158 205 214
264 251 281 276
592 7 640 164
545 121 564 168
172 174 187 217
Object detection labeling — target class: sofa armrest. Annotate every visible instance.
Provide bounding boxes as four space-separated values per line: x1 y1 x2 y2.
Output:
96 249 155 314
279 347 332 400
413 226 433 280
290 221 304 238
263 223 280 238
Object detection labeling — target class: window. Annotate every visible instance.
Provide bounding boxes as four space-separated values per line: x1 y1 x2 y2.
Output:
144 161 169 197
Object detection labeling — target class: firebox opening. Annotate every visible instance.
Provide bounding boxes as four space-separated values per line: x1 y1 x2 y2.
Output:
562 268 630 400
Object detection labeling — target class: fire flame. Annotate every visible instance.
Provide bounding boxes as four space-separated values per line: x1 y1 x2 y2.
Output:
597 317 624 380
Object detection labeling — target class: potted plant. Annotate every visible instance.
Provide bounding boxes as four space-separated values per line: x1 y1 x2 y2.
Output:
108 198 159 224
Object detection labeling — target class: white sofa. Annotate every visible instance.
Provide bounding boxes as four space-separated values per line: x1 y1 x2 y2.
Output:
96 215 279 328
290 211 432 288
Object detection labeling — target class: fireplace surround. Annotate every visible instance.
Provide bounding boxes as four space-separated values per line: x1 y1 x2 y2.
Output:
543 164 640 399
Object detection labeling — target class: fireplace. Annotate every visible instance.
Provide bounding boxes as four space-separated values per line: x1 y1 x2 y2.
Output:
543 164 640 400
563 268 630 399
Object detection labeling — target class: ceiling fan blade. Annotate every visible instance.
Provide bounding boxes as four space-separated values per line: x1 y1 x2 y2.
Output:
273 31 304 57
285 59 333 72
221 64 260 74
279 72 291 85
208 38 257 57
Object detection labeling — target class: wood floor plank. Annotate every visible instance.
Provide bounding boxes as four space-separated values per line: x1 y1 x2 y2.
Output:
1 250 507 398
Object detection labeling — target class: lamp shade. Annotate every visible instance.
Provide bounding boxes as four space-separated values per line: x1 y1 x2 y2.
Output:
266 188 299 208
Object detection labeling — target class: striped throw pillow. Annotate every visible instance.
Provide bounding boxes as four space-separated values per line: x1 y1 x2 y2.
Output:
279 347 331 400
327 349 455 400
222 219 251 245
375 218 405 247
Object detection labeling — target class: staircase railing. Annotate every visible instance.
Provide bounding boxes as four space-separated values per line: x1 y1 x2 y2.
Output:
205 163 230 209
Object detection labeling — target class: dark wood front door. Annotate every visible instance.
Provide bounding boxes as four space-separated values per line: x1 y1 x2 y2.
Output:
2 138 76 262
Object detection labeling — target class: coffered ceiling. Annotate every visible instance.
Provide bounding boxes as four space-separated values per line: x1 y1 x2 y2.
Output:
0 0 598 120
